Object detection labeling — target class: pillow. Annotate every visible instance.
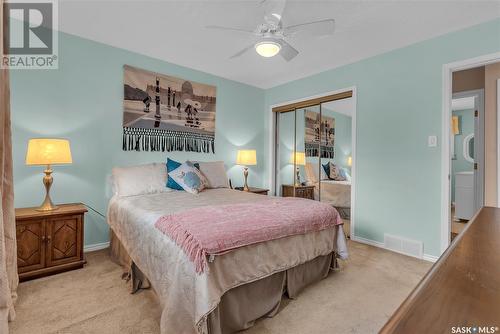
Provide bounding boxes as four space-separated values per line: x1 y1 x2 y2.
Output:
320 163 329 180
305 162 318 183
166 158 184 190
322 163 330 179
112 163 169 197
328 162 346 181
195 161 229 188
340 168 352 182
168 161 208 194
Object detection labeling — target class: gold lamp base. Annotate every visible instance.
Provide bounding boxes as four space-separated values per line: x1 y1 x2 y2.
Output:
295 167 301 186
243 167 250 191
36 166 59 212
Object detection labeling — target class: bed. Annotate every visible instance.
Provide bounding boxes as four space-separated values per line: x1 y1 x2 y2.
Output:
319 180 351 207
107 186 348 334
305 163 351 217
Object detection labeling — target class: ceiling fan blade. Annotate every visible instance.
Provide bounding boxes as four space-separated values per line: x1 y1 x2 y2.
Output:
284 19 335 37
230 44 255 59
206 25 255 34
262 0 287 27
277 40 298 62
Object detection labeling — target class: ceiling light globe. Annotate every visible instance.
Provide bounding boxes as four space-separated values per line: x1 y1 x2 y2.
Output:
255 41 281 58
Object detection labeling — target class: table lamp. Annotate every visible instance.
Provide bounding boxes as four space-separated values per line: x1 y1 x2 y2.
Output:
26 138 72 211
290 151 306 186
236 149 257 191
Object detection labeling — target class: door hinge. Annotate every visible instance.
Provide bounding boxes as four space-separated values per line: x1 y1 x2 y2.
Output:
474 162 478 170
474 110 478 117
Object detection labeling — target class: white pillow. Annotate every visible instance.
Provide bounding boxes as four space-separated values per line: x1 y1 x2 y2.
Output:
168 161 209 194
305 162 318 183
328 162 346 181
195 161 229 188
305 162 329 183
112 163 169 197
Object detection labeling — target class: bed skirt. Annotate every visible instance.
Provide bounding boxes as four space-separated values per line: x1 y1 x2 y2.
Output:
109 229 338 334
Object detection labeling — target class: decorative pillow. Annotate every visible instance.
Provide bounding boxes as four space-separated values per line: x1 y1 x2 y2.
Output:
320 163 329 180
328 162 346 181
195 161 229 188
112 163 169 197
305 162 318 183
168 161 208 194
340 168 352 182
166 158 183 190
322 162 330 179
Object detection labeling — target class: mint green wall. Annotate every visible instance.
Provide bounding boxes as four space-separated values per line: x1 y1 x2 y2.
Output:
10 31 265 247
451 109 474 202
265 19 500 257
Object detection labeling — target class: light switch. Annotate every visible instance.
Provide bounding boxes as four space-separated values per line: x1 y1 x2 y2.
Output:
428 135 438 147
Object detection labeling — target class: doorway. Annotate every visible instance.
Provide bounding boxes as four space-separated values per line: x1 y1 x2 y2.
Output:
450 89 484 241
442 52 500 252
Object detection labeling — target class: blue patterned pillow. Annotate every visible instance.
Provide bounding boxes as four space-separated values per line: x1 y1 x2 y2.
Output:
168 161 208 194
166 158 183 190
322 163 330 178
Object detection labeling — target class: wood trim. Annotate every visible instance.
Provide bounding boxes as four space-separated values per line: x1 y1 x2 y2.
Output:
272 90 353 113
380 207 500 333
19 260 86 282
15 203 87 220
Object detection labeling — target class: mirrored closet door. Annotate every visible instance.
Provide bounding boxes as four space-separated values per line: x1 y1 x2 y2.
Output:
273 91 354 232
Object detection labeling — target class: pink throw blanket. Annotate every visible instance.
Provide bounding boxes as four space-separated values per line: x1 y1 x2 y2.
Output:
155 197 343 274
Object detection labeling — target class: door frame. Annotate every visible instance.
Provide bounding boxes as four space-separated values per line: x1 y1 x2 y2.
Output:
441 52 500 253
497 78 500 207
268 86 357 236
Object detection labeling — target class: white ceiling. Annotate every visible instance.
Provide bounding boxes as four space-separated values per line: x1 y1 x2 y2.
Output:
58 0 500 88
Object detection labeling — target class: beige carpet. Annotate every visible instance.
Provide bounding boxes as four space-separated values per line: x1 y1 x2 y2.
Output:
10 241 431 334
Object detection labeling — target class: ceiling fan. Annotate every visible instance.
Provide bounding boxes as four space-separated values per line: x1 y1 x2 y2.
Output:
206 0 335 61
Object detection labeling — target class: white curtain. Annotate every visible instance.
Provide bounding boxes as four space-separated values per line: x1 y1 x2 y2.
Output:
0 2 19 332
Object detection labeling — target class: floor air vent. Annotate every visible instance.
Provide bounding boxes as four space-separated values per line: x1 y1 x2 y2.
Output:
384 234 423 258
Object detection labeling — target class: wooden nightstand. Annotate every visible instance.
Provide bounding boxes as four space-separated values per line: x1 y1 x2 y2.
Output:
234 187 269 195
15 203 87 281
282 184 315 200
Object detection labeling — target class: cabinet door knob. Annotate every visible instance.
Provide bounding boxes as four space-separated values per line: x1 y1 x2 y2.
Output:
47 235 51 243
41 235 46 243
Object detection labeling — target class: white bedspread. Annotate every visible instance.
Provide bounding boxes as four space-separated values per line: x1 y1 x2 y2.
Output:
107 188 348 334
316 180 351 208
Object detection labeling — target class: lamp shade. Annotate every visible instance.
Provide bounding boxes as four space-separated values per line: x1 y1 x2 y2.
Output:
347 156 352 167
290 152 306 166
236 150 257 166
26 138 72 165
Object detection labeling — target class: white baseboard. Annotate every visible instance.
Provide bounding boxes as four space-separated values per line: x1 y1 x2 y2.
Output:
422 254 439 262
84 241 110 253
351 235 438 263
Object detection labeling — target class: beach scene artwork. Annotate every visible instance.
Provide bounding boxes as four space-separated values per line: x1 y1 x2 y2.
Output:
122 65 217 153
304 110 335 158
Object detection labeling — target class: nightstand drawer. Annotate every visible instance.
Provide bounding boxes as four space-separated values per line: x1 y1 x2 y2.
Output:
281 185 315 200
294 187 314 200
